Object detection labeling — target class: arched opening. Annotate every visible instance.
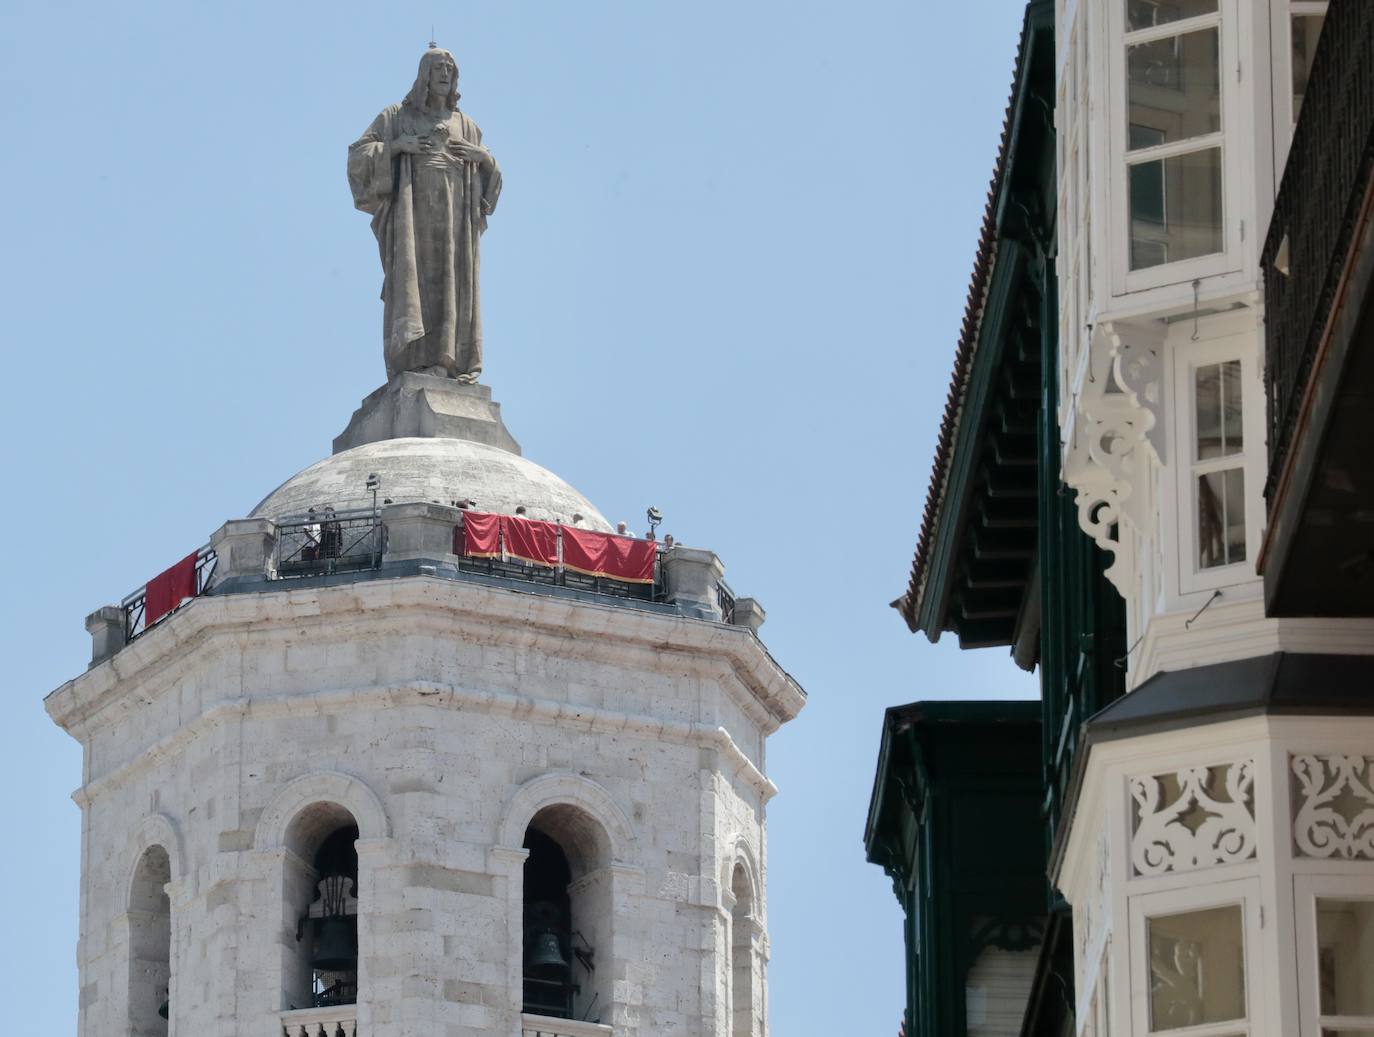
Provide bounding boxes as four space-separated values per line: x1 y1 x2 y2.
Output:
521 804 613 1024
730 862 758 1037
128 845 171 1035
282 803 359 1011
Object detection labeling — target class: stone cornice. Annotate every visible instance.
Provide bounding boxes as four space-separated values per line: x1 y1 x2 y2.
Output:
71 680 780 810
46 573 806 737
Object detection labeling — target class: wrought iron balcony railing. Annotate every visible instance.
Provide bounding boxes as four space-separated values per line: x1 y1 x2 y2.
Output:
122 545 217 644
274 508 384 579
1262 0 1374 507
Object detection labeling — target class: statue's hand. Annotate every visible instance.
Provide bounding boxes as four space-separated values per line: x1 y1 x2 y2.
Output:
392 134 425 155
448 140 493 168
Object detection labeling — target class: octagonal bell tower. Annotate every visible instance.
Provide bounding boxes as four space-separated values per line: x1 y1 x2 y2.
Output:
45 43 804 1037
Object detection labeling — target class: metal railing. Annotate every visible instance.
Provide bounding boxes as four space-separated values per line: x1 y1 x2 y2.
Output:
1262 0 1374 507
122 545 217 643
716 578 737 625
274 508 383 579
456 552 663 603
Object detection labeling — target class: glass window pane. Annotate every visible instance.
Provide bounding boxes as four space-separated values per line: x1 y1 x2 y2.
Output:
1128 27 1221 148
1292 14 1326 121
1195 361 1243 459
1127 0 1218 32
1147 905 1246 1030
1318 899 1374 1017
1129 146 1223 269
1198 466 1246 569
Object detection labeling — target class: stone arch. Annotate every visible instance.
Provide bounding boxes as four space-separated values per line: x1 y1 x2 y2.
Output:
498 771 637 867
721 837 760 914
127 843 172 1035
253 770 389 851
125 813 186 900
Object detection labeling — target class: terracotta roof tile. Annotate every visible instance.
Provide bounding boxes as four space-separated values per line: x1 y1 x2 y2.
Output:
894 54 1024 633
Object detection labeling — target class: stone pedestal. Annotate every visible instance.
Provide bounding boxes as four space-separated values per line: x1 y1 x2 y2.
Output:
381 502 462 563
662 547 727 621
209 518 277 586
732 597 767 634
333 373 521 455
85 606 125 668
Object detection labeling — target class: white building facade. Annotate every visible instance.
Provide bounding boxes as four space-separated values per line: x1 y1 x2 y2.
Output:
1052 2 1374 1036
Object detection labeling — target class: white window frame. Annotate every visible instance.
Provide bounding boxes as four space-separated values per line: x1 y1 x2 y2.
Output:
1270 2 1329 172
1293 874 1374 1037
1171 334 1260 596
1127 877 1263 1037
1109 0 1245 295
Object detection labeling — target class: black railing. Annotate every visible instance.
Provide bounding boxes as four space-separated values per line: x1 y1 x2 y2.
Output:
456 552 663 603
1263 0 1374 507
716 578 737 625
122 546 217 643
274 508 383 578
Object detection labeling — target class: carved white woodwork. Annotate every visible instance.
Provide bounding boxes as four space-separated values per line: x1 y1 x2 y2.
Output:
1062 320 1167 594
1291 754 1374 860
1129 761 1256 876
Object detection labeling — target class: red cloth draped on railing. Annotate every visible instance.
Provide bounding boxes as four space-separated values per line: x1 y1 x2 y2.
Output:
144 551 199 626
461 511 501 557
502 514 559 567
456 512 656 585
561 527 656 584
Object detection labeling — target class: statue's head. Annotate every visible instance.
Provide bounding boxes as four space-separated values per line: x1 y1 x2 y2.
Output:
406 47 460 113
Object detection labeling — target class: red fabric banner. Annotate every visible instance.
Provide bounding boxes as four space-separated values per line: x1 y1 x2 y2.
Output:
561 527 656 584
144 551 199 627
502 514 559 567
461 511 501 557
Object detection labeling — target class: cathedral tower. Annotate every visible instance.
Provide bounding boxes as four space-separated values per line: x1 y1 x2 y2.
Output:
45 45 804 1037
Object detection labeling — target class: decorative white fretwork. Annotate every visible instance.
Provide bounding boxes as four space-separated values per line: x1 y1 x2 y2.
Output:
1129 761 1256 876
1062 320 1166 595
1292 754 1374 859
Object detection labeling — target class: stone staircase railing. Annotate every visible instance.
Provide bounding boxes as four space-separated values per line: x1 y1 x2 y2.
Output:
521 1012 614 1037
279 1004 358 1037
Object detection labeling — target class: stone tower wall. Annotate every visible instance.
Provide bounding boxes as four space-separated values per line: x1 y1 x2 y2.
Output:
50 576 798 1037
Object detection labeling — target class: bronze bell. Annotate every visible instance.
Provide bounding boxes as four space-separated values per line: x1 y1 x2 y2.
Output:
525 929 569 971
157 998 169 1020
311 915 358 972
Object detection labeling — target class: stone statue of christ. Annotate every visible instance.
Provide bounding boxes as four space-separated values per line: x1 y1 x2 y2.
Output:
348 47 503 383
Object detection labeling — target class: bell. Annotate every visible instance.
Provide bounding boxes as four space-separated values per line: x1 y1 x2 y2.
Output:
310 915 358 972
525 929 569 971
157 999 169 1020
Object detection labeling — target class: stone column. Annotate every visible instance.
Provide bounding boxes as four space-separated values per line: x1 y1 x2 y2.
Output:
209 518 277 586
661 547 726 621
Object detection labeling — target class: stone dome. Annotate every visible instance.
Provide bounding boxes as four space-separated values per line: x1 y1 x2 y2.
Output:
251 438 612 531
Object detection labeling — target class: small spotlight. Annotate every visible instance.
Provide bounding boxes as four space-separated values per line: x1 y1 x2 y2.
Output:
365 473 381 492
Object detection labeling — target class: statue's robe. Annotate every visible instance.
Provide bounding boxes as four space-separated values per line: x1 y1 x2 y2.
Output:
348 104 502 381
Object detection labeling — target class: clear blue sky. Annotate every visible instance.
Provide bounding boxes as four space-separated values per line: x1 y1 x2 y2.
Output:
0 2 1035 1031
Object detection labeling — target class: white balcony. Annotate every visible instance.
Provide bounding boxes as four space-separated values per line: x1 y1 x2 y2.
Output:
279 1004 357 1036
521 1013 613 1037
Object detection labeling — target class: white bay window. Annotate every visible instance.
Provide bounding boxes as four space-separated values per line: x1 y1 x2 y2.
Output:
1112 0 1239 292
1129 880 1260 1037
1297 878 1374 1036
